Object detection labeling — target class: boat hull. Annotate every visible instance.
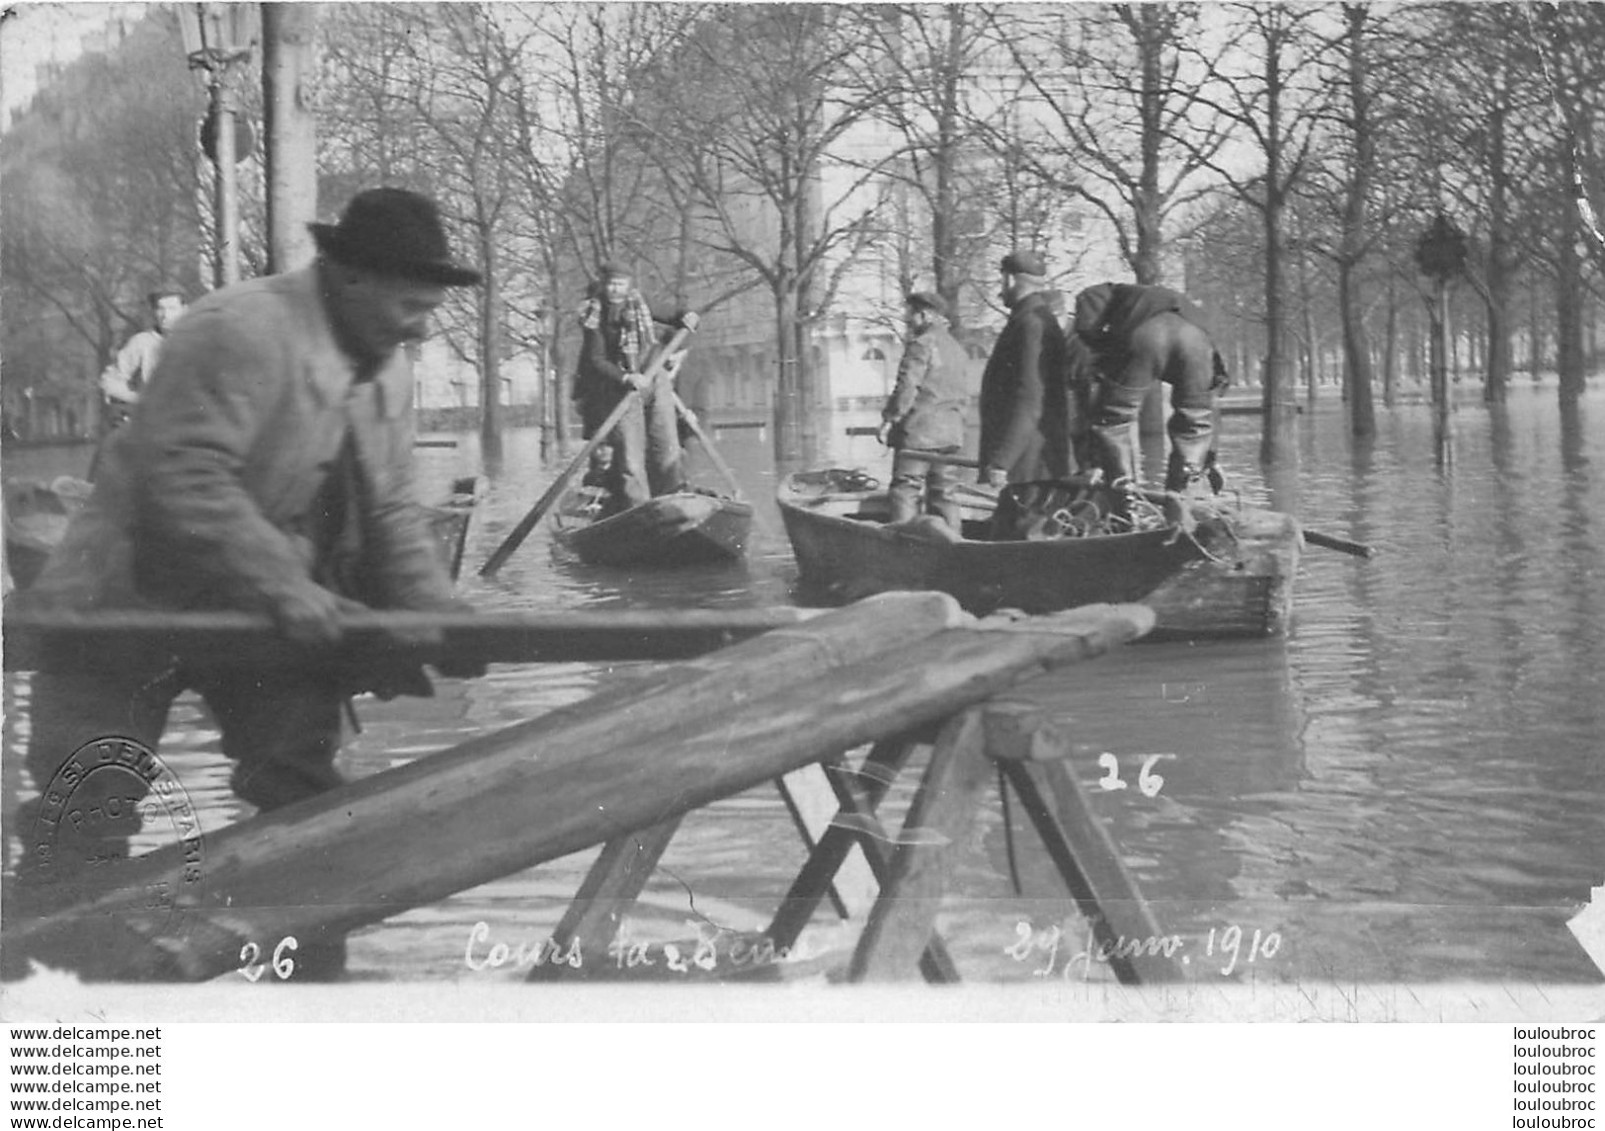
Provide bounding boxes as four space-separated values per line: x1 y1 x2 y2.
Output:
558 491 753 568
777 475 1298 639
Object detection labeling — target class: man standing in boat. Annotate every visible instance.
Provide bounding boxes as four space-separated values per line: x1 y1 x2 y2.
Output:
573 263 699 512
877 291 970 527
977 251 1071 488
10 187 484 980
1070 281 1229 494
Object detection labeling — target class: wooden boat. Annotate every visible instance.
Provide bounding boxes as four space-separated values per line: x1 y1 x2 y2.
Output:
3 475 480 591
777 469 1300 640
552 486 753 568
3 476 92 592
425 475 481 581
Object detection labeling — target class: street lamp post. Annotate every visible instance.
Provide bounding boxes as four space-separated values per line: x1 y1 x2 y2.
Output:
177 3 259 288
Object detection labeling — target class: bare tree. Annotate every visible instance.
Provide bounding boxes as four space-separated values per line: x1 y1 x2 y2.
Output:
631 4 892 462
1000 3 1233 287
1 12 206 402
1181 3 1329 463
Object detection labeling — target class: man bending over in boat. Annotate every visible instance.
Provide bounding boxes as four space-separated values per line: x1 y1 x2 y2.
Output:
8 188 485 981
1069 281 1230 495
573 263 699 514
877 291 971 527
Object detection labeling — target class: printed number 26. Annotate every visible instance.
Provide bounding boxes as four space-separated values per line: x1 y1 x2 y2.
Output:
1097 753 1166 797
238 936 299 981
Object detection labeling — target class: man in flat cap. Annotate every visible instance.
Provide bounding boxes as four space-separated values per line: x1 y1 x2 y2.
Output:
977 251 1071 488
10 187 484 980
1069 281 1229 493
573 263 699 512
877 291 971 527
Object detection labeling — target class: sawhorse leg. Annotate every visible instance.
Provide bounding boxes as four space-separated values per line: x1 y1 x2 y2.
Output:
526 820 681 981
769 738 961 982
985 701 1186 984
847 710 991 982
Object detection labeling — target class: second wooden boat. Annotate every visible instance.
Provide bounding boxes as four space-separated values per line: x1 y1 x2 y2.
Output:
777 470 1299 640
553 487 753 568
4 475 480 591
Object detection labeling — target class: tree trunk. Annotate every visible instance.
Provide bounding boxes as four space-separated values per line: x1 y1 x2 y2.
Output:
1340 5 1376 436
773 277 803 464
1482 95 1514 404
1381 277 1397 407
1556 237 1586 403
479 228 501 458
1529 282 1545 378
1340 261 1376 434
1259 20 1296 464
1134 7 1166 437
262 4 320 275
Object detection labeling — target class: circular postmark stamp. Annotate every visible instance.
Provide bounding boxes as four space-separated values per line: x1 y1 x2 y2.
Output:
18 735 204 945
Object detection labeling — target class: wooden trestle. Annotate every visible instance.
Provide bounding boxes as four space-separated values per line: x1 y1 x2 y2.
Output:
2 592 1182 984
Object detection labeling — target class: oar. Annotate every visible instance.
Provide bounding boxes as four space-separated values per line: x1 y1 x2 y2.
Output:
1 607 819 673
900 448 982 470
1302 529 1376 559
672 391 744 501
479 324 695 577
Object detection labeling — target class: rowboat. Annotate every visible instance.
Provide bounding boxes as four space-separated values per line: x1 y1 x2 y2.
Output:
3 475 481 591
426 475 481 581
552 487 753 568
3 476 92 592
777 469 1300 639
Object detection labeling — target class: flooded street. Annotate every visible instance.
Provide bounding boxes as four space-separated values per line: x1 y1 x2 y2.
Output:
4 382 1602 989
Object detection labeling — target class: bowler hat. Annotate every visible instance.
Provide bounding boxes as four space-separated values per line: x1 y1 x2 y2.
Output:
310 188 482 287
906 291 949 320
1001 250 1047 277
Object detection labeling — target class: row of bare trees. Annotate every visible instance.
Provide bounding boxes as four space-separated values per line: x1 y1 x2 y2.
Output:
4 2 1602 461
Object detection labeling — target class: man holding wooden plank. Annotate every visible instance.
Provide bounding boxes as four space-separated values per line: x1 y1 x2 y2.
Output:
9 188 484 979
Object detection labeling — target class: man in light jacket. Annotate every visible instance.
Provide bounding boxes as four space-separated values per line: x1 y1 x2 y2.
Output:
878 291 970 526
10 188 483 980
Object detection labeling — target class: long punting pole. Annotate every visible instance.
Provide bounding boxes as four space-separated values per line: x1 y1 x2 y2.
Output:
1 607 825 672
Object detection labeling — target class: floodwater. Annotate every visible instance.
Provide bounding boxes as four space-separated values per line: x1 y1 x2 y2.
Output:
3 380 1602 990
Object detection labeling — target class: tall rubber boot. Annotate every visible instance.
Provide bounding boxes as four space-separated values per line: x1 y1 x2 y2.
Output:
1166 431 1214 493
1091 424 1141 519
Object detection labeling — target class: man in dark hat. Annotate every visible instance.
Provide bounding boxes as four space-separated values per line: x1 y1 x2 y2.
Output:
573 262 699 511
977 250 1071 487
877 291 971 527
10 187 483 980
1069 281 1230 493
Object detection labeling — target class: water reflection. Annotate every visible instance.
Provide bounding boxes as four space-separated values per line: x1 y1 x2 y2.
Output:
3 383 1602 986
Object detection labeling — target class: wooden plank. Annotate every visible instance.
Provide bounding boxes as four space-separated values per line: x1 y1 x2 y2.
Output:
847 709 993 982
986 702 1186 985
525 821 683 983
2 606 825 672
3 600 1150 981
